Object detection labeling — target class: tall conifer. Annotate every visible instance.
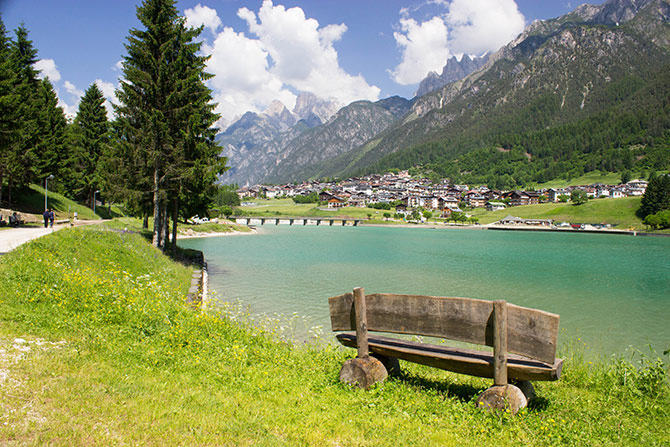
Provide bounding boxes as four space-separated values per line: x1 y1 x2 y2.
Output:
114 0 225 248
66 83 108 206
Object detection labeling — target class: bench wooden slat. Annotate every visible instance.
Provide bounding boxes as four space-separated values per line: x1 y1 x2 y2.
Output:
336 333 563 382
329 293 559 364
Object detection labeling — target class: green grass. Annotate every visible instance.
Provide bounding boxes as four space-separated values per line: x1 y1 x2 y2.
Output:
0 228 668 446
240 198 400 220
13 184 100 220
470 197 644 229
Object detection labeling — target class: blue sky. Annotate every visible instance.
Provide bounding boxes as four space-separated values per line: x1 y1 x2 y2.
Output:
1 0 607 127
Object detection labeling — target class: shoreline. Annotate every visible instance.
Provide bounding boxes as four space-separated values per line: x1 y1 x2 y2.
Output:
198 219 670 237
178 228 258 239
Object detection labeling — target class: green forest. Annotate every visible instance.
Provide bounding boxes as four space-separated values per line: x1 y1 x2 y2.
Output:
361 68 670 189
0 0 226 249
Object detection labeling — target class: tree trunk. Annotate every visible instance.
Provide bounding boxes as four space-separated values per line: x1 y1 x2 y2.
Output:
162 202 170 250
143 214 149 229
171 197 178 255
152 168 161 248
0 168 4 209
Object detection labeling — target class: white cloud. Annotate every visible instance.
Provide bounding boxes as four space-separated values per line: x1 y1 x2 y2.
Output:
184 4 222 34
95 79 118 118
390 17 450 85
391 0 525 85
204 0 379 126
64 80 84 98
205 26 296 127
445 0 525 56
34 59 61 82
113 60 123 71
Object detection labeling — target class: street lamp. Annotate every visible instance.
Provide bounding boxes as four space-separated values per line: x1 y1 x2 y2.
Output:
44 174 55 211
93 190 100 216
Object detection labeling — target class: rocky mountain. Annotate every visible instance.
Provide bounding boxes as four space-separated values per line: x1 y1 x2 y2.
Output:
262 100 402 183
218 94 413 185
218 93 344 185
415 54 489 97
307 0 670 181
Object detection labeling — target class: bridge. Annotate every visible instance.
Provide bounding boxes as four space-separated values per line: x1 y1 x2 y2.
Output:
233 217 362 227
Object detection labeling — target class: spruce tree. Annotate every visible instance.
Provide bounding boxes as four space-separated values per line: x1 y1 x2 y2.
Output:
66 83 108 206
6 24 40 202
114 0 225 248
33 78 67 184
0 16 21 207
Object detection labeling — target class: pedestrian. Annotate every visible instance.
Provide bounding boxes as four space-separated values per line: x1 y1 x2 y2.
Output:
49 209 55 228
43 209 50 228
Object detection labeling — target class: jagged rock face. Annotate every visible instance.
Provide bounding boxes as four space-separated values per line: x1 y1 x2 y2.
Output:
263 101 398 183
415 54 489 97
218 98 402 185
374 96 415 119
292 92 341 124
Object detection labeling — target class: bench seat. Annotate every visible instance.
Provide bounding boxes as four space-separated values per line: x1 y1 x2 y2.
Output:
336 332 562 382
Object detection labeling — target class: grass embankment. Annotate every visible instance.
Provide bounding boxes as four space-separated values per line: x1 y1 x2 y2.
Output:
471 197 643 228
1 227 668 445
101 216 252 237
238 198 394 222
8 184 125 222
240 197 647 229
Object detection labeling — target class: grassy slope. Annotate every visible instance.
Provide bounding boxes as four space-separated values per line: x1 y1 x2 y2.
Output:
239 198 391 220
0 227 668 446
471 197 643 228
13 184 99 220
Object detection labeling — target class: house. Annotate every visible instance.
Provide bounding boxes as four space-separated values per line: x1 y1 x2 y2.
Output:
466 194 487 208
611 188 627 199
547 188 569 202
526 191 541 205
499 215 525 225
502 190 530 207
486 201 507 211
327 195 346 209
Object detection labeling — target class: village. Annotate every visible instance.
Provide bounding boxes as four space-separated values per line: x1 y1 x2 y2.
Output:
235 171 649 225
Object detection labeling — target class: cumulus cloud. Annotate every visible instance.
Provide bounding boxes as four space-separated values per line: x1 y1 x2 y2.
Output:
203 0 380 126
184 4 222 34
34 59 61 82
95 79 118 117
391 0 525 85
445 0 525 55
390 17 450 85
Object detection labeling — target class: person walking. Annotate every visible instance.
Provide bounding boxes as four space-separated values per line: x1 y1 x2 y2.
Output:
43 209 50 228
49 209 55 228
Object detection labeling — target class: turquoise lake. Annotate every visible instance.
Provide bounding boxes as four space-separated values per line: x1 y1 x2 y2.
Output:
179 226 670 357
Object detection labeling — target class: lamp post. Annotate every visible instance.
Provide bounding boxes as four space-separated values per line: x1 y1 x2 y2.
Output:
93 190 100 216
44 174 55 211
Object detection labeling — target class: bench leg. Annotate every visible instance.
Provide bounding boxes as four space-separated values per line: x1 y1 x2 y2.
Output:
339 356 388 389
371 353 401 377
510 380 535 402
476 384 527 415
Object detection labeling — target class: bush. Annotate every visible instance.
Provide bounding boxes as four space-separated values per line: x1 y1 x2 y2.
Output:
292 192 319 204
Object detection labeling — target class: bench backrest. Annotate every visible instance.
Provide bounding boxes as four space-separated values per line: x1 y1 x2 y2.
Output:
329 292 559 364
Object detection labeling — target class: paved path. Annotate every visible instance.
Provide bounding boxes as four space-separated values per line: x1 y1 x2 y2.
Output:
0 221 103 254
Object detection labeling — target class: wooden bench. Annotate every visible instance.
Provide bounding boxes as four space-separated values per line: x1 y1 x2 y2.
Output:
329 287 563 413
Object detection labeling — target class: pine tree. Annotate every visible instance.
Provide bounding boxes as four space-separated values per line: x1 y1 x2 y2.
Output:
65 83 108 206
33 78 67 183
0 16 21 207
113 0 225 248
637 174 670 218
6 24 40 203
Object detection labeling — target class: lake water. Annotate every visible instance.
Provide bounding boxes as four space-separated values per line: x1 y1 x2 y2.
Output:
179 226 670 357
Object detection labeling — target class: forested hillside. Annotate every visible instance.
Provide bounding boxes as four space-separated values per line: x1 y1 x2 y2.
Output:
301 0 670 187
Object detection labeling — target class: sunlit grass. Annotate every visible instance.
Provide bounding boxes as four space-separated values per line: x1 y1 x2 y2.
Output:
0 227 667 446
470 196 643 228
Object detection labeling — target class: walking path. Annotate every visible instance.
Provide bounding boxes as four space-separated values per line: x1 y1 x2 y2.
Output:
0 220 103 254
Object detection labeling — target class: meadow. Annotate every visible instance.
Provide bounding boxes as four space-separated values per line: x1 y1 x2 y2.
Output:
0 225 667 446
